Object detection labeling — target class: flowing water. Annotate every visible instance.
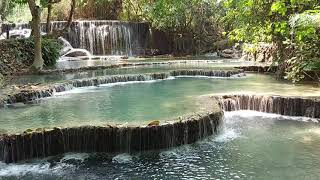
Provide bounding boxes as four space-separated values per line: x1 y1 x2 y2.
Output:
1 75 319 133
1 111 320 180
3 21 150 56
55 58 253 70
14 60 254 85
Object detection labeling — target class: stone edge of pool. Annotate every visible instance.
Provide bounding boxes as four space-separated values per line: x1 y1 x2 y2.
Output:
0 98 223 164
31 60 247 75
0 69 245 107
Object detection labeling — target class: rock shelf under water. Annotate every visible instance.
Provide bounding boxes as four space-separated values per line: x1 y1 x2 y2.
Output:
217 94 320 118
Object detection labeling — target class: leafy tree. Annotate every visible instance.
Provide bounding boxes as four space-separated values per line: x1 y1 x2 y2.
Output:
7 0 76 70
223 0 320 81
0 0 16 21
121 0 222 54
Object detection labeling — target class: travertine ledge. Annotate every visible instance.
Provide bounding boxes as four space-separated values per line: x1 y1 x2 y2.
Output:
216 94 320 118
0 102 223 163
0 70 244 107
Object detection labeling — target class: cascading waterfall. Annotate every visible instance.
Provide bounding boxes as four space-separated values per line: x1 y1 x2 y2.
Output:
55 21 150 56
2 21 151 56
0 104 223 163
217 94 320 118
76 22 133 55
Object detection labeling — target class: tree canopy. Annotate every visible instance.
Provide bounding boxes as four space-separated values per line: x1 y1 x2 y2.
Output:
2 0 320 81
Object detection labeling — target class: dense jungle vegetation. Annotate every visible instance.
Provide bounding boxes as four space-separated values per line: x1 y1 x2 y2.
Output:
0 0 319 82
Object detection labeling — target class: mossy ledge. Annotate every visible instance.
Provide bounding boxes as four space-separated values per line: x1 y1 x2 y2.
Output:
0 110 223 163
0 69 244 107
216 94 320 118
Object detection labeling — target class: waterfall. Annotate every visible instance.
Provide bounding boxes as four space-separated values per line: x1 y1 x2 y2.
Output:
170 69 245 77
0 111 223 163
58 37 92 59
62 20 150 56
2 21 151 56
217 94 320 118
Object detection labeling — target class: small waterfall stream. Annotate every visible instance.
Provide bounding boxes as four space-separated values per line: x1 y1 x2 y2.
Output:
217 94 320 118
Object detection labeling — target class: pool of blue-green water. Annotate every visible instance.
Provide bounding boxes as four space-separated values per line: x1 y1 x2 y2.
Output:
0 74 319 134
1 111 320 180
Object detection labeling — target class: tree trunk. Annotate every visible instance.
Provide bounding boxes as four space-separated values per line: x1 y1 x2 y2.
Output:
64 0 76 30
27 0 43 70
46 3 52 33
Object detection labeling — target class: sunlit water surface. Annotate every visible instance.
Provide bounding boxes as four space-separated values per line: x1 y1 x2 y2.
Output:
0 74 319 133
1 111 320 180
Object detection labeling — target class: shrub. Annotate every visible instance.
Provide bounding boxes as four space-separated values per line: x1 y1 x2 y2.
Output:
41 38 62 67
22 38 62 67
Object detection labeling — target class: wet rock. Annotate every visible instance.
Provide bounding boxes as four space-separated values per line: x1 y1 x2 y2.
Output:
64 51 90 57
148 120 160 126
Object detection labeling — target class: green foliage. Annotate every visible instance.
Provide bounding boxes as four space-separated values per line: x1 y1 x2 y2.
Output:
41 38 62 67
242 43 259 54
5 0 61 22
285 12 320 82
120 0 223 54
18 38 62 67
0 0 19 21
223 0 320 82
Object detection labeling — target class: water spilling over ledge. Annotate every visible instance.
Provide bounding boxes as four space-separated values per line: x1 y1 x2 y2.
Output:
0 102 223 163
2 21 150 56
0 69 244 107
217 94 320 118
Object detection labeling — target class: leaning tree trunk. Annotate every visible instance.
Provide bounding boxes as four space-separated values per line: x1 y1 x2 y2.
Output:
27 0 43 70
46 0 62 33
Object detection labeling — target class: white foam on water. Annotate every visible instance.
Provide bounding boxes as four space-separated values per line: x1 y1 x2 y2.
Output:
224 110 319 123
214 129 240 143
61 153 89 163
175 75 246 79
99 79 162 87
54 86 99 96
160 150 181 159
0 153 91 177
112 153 133 164
0 162 74 177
